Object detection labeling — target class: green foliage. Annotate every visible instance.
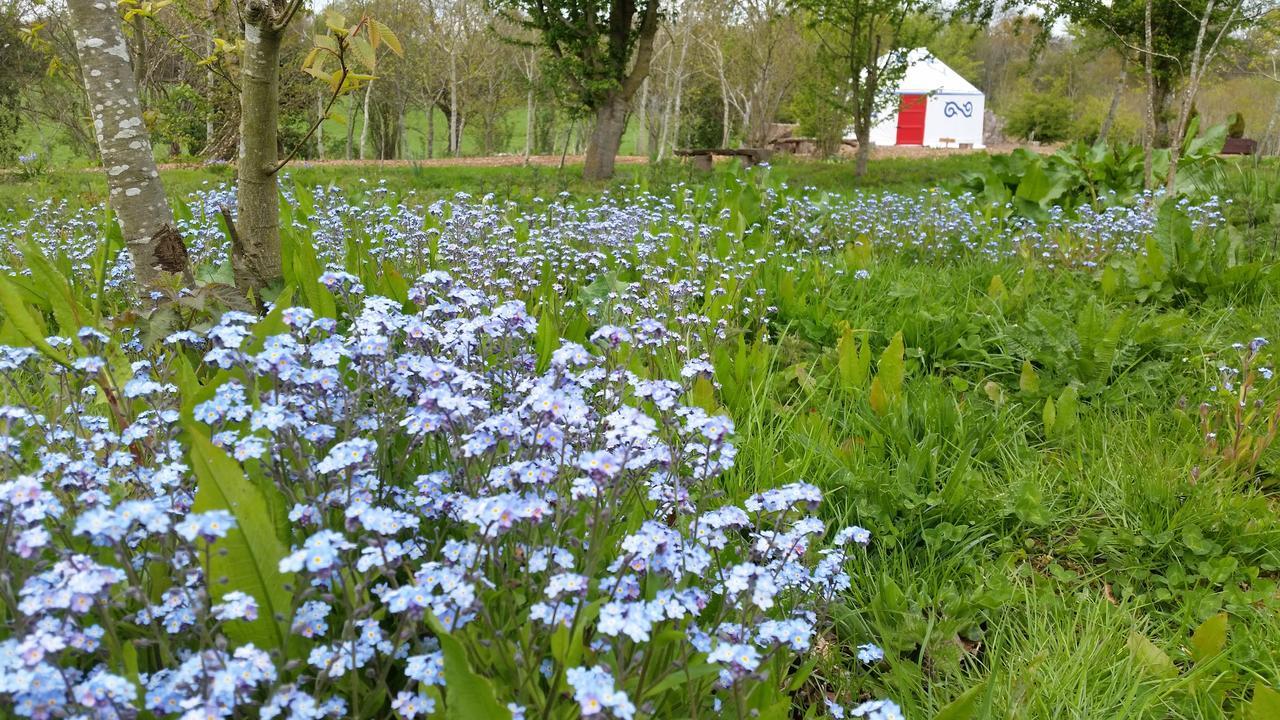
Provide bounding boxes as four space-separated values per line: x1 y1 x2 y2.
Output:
962 123 1230 220
187 424 294 653
1003 91 1074 143
788 76 848 158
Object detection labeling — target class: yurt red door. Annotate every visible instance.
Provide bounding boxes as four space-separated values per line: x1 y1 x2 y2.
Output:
895 95 927 145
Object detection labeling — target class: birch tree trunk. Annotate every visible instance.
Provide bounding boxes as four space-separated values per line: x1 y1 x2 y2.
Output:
234 9 284 293
1165 0 1238 192
449 52 460 156
315 90 326 159
524 87 535 161
68 0 188 286
205 0 216 148
359 80 374 161
345 94 357 159
426 100 435 159
1142 0 1155 188
1098 66 1126 144
636 77 650 157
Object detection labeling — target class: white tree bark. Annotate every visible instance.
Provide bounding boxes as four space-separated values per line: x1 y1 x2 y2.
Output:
359 79 374 161
636 76 650 157
68 0 186 285
447 49 460 156
1142 0 1155 188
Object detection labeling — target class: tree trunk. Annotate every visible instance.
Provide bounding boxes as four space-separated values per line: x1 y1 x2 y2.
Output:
636 77 649 157
359 80 373 160
427 101 435 159
1153 76 1171 148
721 90 731 148
1262 86 1280 158
584 94 629 181
205 0 216 149
1098 67 1126 144
854 121 871 178
524 86 535 161
397 105 406 160
234 16 284 294
68 0 187 286
316 89 326 159
449 52 460 157
345 94 357 159
1142 0 1155 188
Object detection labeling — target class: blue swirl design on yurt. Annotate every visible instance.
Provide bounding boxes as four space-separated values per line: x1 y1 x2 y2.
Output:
943 101 974 118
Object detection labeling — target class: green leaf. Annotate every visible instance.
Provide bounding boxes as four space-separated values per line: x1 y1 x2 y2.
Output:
836 327 869 389
425 616 512 720
1248 684 1280 720
349 35 376 72
1042 396 1056 435
1054 386 1078 437
0 273 68 367
369 18 403 55
643 661 720 699
1128 631 1177 679
876 330 905 398
869 376 890 416
1189 613 1228 664
934 679 988 720
1019 360 1040 395
535 306 558 374
187 422 292 652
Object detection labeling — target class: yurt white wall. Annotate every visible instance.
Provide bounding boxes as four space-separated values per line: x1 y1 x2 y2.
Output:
921 94 985 148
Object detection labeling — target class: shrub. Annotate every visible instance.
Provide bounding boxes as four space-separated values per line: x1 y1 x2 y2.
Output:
1003 92 1074 143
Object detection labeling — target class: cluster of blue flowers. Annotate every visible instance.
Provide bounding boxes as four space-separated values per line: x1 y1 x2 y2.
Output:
2 176 1229 304
0 268 893 718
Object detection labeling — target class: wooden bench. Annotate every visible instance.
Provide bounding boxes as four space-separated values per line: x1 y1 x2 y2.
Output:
1222 137 1258 155
675 147 773 171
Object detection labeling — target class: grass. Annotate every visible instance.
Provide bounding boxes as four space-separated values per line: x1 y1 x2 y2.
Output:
0 153 994 216
2 158 1278 718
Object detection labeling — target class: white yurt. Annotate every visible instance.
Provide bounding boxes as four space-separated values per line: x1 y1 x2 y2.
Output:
862 48 985 149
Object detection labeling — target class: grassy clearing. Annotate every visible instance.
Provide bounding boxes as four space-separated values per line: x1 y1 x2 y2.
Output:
0 153 995 215
1 160 1278 718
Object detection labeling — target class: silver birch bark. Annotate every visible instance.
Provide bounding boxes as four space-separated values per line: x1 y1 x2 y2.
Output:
1142 0 1155 188
68 0 187 286
359 80 374 161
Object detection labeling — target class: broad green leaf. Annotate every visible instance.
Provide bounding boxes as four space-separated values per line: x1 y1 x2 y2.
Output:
425 616 512 720
1042 396 1056 434
0 273 68 367
535 306 558 374
350 35 376 72
836 327 869 389
1054 386 1078 437
987 274 1007 303
1248 684 1280 720
877 330 905 398
1189 613 1228 664
869 376 889 416
370 18 403 55
1128 631 1177 679
187 422 292 652
1019 360 1040 395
